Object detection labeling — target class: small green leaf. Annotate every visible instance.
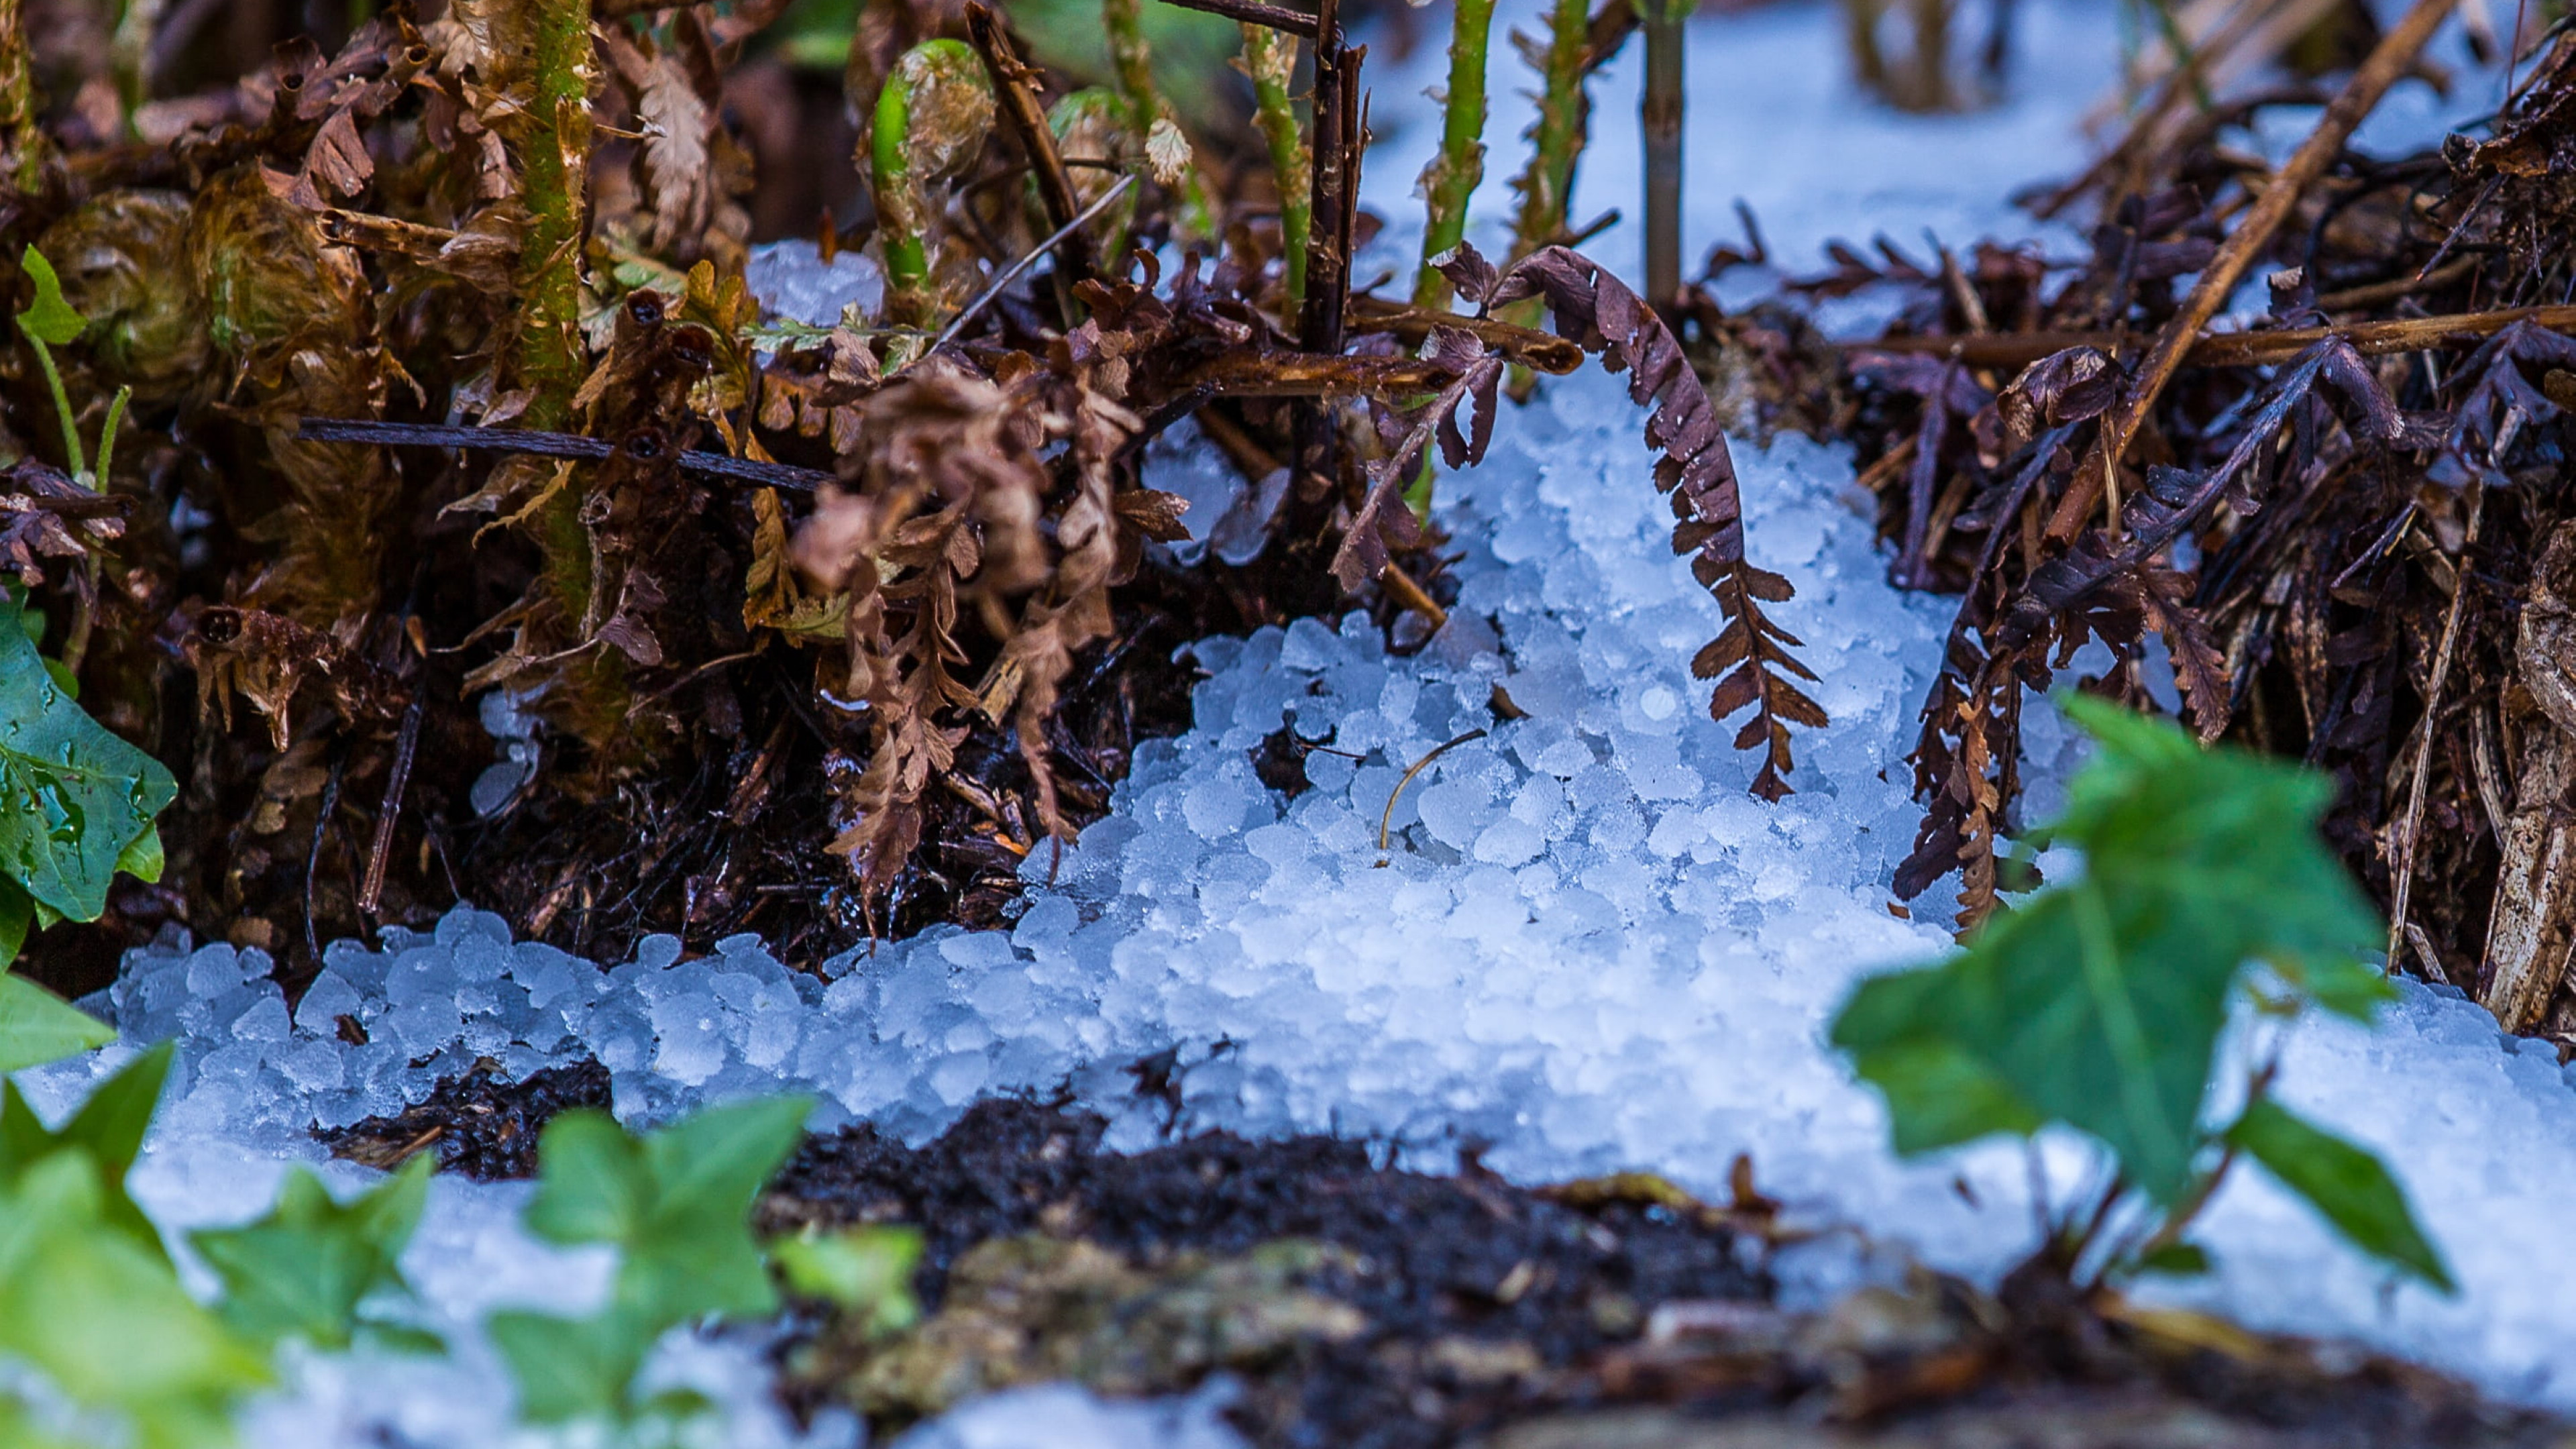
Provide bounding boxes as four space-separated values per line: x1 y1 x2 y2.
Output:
2134 1242 2212 1278
0 876 28 962
0 1042 176 1254
488 1306 656 1425
115 822 165 885
0 970 113 1071
2227 1099 2454 1293
192 1155 434 1350
771 1224 922 1335
14 246 86 347
1831 696 2383 1204
0 1151 270 1439
0 589 180 922
521 1110 651 1248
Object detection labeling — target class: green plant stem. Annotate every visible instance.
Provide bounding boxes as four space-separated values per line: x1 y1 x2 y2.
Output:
873 70 927 299
1102 0 1214 237
19 333 81 478
1241 23 1309 317
1642 0 1688 313
1414 0 1497 309
511 0 597 634
1509 0 1593 260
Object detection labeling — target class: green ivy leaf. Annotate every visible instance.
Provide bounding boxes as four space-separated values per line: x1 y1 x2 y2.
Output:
487 1306 656 1426
0 1041 176 1256
191 1155 435 1351
0 971 114 1072
1831 696 2382 1203
496 1095 814 1426
771 1224 922 1336
0 1150 271 1445
14 246 86 348
0 589 178 923
2226 1099 2454 1293
0 875 27 961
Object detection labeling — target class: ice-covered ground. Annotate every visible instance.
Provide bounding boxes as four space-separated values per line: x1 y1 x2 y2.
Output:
18 2 2575 1444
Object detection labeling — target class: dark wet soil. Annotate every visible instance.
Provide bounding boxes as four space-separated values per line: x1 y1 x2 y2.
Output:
316 1057 612 1181
308 1063 2571 1449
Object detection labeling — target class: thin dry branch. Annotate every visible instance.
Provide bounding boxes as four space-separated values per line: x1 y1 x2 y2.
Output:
2047 0 2462 547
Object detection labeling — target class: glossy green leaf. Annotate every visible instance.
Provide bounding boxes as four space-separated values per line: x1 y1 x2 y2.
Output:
0 589 178 922
1831 696 2382 1203
191 1155 435 1350
14 246 85 347
0 875 27 961
2227 1099 2454 1293
0 969 113 1071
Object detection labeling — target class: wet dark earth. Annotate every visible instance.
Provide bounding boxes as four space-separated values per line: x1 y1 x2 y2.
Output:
322 1067 2573 1449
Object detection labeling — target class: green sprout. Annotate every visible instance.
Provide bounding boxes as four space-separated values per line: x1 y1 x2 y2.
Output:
1414 0 1497 309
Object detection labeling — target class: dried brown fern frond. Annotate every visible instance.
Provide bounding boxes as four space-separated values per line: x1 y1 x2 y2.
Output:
1430 241 1827 800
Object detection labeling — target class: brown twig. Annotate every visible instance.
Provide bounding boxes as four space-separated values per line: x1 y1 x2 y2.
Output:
2045 0 2462 547
295 419 835 492
360 698 421 917
1347 295 1585 373
1377 560 1449 632
1153 0 1318 39
966 2 1097 290
2387 479 2483 975
1847 302 2576 370
1181 351 1460 398
924 174 1137 357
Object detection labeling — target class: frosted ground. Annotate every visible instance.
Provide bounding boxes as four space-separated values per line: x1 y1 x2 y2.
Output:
19 1 2576 1444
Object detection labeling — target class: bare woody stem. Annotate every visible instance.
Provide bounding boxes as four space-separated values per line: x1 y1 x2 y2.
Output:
968 3 1097 291
1414 0 1496 309
1641 0 1688 313
510 0 598 625
2044 0 2461 547
1242 23 1311 316
1509 0 1594 260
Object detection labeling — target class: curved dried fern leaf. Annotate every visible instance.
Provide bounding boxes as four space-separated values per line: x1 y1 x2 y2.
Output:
1458 241 1826 799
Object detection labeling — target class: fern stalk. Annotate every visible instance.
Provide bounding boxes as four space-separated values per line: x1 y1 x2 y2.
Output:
1508 0 1592 261
1240 23 1309 317
1413 0 1497 309
872 67 929 306
1102 0 1214 237
511 0 597 626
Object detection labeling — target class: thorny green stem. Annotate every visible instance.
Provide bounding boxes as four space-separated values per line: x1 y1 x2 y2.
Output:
0 0 44 197
1509 0 1594 262
1641 0 1688 313
511 0 597 629
1104 0 1216 237
1413 0 1496 309
1241 23 1310 316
